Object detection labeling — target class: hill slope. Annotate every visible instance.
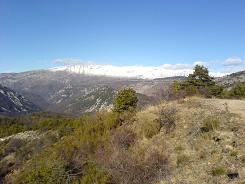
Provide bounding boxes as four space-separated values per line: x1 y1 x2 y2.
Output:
0 70 182 115
0 97 244 183
216 70 245 88
0 85 40 115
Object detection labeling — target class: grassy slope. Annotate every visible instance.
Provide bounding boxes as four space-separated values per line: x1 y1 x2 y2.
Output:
1 97 245 183
133 97 245 184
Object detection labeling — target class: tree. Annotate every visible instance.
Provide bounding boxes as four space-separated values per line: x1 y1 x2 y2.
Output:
113 88 138 113
180 65 224 97
186 65 215 87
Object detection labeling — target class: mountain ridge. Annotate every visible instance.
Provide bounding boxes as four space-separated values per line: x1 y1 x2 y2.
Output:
0 69 244 115
0 85 40 115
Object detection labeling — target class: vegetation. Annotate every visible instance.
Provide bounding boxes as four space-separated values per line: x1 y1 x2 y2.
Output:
170 65 225 98
228 82 245 98
201 117 220 132
211 167 226 176
1 95 245 183
0 66 244 183
169 65 245 100
113 88 138 113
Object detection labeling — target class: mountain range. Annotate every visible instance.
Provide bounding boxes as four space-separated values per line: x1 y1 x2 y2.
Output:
50 63 229 79
0 66 244 116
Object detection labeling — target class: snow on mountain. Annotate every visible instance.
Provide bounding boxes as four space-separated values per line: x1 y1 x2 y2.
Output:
49 63 229 79
49 63 190 79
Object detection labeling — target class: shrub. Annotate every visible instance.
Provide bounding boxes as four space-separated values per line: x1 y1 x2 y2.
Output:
177 154 190 167
17 153 67 184
141 120 161 138
79 162 109 184
240 155 245 163
211 167 226 176
201 117 220 132
229 82 245 98
98 149 169 184
112 128 136 150
113 88 138 113
157 106 176 133
230 150 238 157
209 85 224 98
174 145 185 152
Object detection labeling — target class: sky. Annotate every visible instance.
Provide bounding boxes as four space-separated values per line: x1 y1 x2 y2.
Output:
0 0 245 74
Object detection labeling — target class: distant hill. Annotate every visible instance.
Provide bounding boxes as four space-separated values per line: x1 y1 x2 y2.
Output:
0 70 182 115
0 85 40 115
215 70 245 88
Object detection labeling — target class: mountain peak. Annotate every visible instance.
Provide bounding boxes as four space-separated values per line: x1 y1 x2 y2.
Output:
49 63 194 79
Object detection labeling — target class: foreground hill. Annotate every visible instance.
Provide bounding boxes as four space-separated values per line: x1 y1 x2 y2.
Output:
0 85 40 115
0 97 244 183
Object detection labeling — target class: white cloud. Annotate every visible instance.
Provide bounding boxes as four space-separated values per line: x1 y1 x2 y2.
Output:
53 58 94 65
51 56 245 79
223 56 245 66
193 61 206 66
161 63 192 70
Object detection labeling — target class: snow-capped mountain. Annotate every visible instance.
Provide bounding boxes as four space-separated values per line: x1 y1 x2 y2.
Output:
50 63 228 79
0 70 176 115
49 63 193 79
0 85 40 115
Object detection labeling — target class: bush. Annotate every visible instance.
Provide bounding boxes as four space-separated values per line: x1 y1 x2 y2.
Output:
157 106 176 133
177 154 190 167
211 167 226 176
209 85 224 98
113 88 138 113
79 162 109 184
229 82 245 98
112 128 136 150
17 153 67 184
141 120 161 138
98 149 169 184
201 117 220 132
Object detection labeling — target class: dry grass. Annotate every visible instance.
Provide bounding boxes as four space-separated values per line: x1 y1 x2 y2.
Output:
129 97 245 184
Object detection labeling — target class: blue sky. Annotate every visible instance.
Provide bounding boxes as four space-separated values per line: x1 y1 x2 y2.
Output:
0 0 245 73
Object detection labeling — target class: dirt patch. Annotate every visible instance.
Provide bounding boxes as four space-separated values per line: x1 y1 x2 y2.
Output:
202 99 245 119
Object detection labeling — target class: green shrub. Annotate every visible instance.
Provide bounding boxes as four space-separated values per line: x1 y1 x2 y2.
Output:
174 145 185 152
201 117 220 132
79 162 109 184
209 85 224 97
229 82 245 98
113 88 138 113
177 154 190 167
18 154 67 184
141 120 161 138
211 167 226 176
